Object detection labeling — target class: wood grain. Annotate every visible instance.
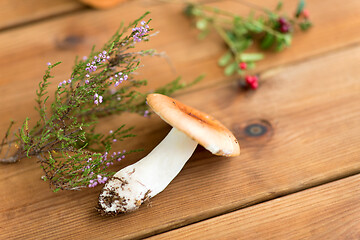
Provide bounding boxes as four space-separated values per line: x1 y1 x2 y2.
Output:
1 0 360 239
1 0 360 129
150 174 360 240
0 0 84 31
1 36 360 239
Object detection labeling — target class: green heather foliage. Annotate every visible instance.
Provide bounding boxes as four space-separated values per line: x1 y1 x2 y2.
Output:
0 12 200 191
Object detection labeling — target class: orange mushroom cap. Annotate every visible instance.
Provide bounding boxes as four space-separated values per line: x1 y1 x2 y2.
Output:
146 93 240 157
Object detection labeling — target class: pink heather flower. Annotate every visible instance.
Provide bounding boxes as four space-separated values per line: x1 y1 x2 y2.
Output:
47 62 51 66
83 56 88 60
115 81 120 87
62 80 67 85
94 99 99 105
67 79 72 83
58 82 62 87
99 96 103 103
86 74 90 78
113 139 117 142
109 130 113 134
85 80 89 84
144 110 150 117
132 23 150 42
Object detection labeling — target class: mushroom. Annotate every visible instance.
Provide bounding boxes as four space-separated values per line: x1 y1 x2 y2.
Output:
79 0 127 9
98 93 240 214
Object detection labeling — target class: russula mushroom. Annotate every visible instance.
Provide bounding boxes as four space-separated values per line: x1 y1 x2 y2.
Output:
79 0 126 9
98 93 240 214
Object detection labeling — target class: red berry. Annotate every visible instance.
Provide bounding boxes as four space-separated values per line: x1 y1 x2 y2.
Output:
250 81 258 89
278 17 287 25
278 17 291 33
302 9 310 18
245 75 254 84
239 62 247 70
280 24 289 33
245 75 259 89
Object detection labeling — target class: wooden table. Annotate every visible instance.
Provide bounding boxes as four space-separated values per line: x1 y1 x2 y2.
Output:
1 0 360 239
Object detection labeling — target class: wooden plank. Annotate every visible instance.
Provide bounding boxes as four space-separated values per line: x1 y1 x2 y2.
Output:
0 0 84 31
150 174 360 240
1 37 360 239
1 0 360 118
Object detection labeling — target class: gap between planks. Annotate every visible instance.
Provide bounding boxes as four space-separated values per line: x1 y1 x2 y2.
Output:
0 0 86 32
146 166 360 239
149 173 360 239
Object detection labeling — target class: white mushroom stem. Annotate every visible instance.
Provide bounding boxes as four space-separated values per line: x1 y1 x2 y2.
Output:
98 127 198 214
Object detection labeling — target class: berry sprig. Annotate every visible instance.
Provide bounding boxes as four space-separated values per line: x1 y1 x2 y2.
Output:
185 0 312 90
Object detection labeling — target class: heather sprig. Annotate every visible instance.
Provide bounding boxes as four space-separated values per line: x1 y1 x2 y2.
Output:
185 0 312 89
0 12 198 192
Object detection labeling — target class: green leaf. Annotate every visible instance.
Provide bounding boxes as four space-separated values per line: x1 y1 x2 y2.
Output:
234 38 253 52
261 33 275 49
283 34 292 46
218 51 233 67
239 53 264 62
275 41 285 51
244 21 263 33
196 19 208 31
247 62 256 69
234 26 248 37
224 62 238 76
184 4 195 16
233 16 242 26
226 31 236 42
275 1 283 11
295 0 305 17
299 20 312 31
